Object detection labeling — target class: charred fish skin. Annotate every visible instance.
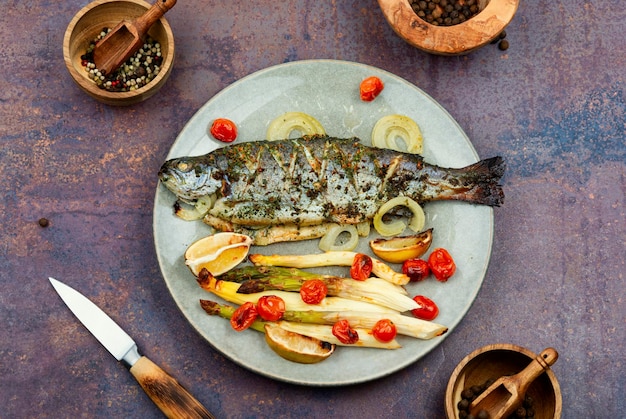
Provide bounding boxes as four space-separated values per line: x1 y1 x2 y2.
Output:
158 135 505 227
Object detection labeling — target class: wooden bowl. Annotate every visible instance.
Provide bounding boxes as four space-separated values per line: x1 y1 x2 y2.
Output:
63 0 175 106
377 0 519 55
445 344 562 419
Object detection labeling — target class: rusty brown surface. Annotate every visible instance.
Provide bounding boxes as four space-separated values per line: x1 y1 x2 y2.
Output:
1 1 624 417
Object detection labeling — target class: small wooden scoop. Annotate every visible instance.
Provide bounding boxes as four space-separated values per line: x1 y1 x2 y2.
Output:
469 348 558 419
93 0 177 75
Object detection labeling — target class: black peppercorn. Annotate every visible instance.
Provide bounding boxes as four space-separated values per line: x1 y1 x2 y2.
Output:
458 399 470 410
498 40 510 51
514 406 527 418
461 388 474 399
38 218 49 227
409 0 483 26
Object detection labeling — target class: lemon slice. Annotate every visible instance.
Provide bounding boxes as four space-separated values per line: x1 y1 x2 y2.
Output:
369 228 433 264
264 323 335 364
184 232 252 276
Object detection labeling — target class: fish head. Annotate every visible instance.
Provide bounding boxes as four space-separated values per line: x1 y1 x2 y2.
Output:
158 156 222 203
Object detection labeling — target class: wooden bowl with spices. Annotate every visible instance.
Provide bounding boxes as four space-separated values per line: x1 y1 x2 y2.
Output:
377 0 519 55
63 0 175 106
445 344 562 419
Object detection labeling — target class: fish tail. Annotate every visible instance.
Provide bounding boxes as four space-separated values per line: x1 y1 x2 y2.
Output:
451 156 505 206
415 156 505 206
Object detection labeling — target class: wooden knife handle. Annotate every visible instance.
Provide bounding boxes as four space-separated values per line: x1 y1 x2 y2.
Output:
130 356 214 419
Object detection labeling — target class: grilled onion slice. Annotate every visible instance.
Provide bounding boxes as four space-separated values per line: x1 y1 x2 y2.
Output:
266 112 326 141
373 197 426 236
319 224 359 251
371 114 423 154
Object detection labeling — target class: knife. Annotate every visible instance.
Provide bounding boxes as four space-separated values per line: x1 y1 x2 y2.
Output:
49 277 214 419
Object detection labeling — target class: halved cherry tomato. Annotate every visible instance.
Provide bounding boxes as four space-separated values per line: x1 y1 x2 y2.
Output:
428 248 456 282
350 253 373 281
230 301 258 331
300 279 328 304
411 295 439 321
372 319 397 343
256 295 286 321
402 258 431 282
359 76 384 102
210 118 238 142
332 319 359 344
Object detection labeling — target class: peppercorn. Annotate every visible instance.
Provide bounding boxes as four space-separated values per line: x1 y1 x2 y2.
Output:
461 388 475 400
38 218 49 227
457 378 536 419
81 28 163 92
409 0 484 26
458 399 470 410
498 39 510 51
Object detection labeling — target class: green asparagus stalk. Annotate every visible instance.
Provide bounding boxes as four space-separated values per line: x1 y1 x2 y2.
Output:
220 266 416 312
197 269 396 314
249 251 411 285
199 299 401 349
199 296 446 340
199 299 267 333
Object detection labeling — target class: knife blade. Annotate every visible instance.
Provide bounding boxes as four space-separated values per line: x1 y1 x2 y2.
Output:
49 277 214 419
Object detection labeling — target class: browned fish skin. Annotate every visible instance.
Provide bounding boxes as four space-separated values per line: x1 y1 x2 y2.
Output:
159 135 505 229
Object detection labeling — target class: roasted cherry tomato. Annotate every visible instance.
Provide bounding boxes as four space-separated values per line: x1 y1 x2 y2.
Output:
372 319 397 343
350 253 373 281
332 319 359 344
359 76 384 102
411 295 439 321
230 301 258 331
402 258 431 282
210 118 238 142
300 279 328 305
256 295 286 321
428 248 456 282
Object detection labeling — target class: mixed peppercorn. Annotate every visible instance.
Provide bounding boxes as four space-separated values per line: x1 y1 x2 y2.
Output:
81 28 163 92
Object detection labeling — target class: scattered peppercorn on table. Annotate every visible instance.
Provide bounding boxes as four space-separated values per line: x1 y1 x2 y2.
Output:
2 0 624 417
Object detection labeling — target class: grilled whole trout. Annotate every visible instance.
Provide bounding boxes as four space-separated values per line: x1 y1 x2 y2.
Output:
159 135 505 244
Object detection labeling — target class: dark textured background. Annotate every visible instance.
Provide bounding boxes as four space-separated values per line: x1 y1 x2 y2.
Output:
1 0 624 417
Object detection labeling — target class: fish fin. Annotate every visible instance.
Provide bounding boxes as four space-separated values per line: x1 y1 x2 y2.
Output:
460 156 506 206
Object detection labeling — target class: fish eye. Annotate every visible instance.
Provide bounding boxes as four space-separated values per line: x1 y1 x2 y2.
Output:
177 161 192 172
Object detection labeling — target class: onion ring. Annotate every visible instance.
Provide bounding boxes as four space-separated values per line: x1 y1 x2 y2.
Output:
371 114 423 154
266 112 326 141
318 224 359 252
373 196 426 236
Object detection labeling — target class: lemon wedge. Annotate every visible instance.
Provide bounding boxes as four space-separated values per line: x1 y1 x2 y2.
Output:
184 232 252 276
264 323 335 364
369 228 433 264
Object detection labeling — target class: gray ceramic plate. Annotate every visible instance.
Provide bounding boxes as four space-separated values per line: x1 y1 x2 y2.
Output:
153 60 494 386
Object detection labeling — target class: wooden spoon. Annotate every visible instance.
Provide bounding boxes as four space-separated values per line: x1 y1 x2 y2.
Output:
93 0 176 75
469 348 559 419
